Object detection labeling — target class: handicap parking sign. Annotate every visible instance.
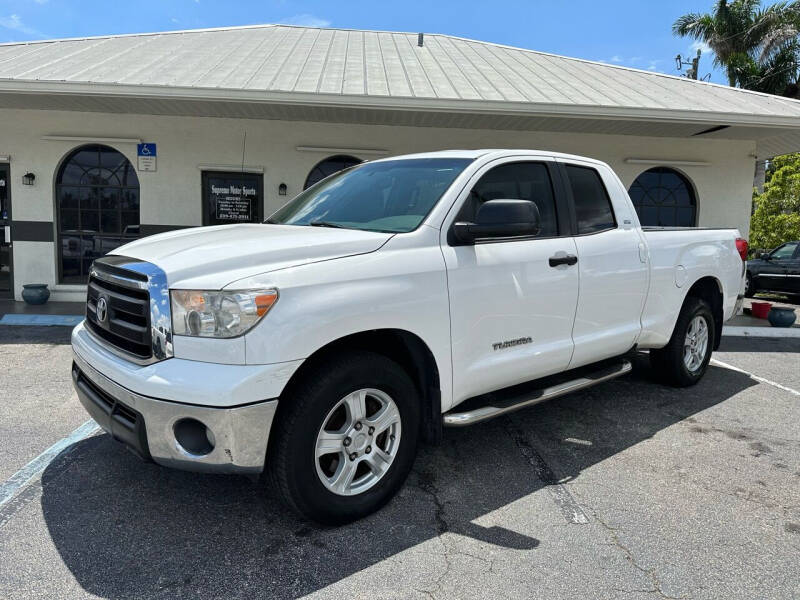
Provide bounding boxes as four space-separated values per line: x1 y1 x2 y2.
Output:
137 143 156 157
137 143 157 172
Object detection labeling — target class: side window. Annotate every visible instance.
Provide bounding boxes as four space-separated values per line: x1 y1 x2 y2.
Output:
460 162 558 238
771 242 798 260
565 165 616 234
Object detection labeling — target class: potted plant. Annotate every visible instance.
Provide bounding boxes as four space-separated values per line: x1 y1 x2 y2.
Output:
21 283 50 305
768 306 797 328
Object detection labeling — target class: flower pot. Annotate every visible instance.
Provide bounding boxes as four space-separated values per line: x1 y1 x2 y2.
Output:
21 283 50 305
768 307 797 328
751 301 772 319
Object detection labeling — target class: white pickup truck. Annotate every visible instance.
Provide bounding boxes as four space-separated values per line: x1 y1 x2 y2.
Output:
71 150 747 523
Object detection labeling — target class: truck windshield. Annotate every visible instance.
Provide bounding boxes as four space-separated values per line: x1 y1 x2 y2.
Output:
267 158 473 233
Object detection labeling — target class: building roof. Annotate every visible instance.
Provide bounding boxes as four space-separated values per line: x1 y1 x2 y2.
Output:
1 24 800 157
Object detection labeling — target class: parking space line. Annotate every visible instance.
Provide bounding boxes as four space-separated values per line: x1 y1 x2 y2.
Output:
710 358 800 397
0 420 99 510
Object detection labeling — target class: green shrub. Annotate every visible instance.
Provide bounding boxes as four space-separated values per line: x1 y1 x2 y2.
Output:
750 153 800 253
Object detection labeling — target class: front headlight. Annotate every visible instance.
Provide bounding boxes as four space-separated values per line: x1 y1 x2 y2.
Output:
170 289 278 338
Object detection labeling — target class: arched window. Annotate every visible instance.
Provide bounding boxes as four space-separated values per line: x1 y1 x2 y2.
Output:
56 145 140 283
628 167 697 227
304 155 362 190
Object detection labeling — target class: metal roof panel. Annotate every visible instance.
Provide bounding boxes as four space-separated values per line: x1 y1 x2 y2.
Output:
0 23 799 123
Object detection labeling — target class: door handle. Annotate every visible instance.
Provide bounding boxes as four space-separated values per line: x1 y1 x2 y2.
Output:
549 254 578 267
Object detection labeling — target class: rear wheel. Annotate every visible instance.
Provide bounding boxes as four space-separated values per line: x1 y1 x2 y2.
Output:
650 297 715 387
269 351 420 524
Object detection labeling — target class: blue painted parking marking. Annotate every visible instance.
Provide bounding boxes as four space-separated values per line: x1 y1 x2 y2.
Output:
0 314 83 326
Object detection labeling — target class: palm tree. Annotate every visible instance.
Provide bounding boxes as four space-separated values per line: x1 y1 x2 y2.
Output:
727 39 800 94
673 0 800 89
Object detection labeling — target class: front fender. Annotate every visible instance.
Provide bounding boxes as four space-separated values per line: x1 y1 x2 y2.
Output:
235 234 454 409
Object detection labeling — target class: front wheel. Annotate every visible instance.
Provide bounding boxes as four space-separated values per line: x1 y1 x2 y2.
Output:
744 272 756 298
269 351 420 524
650 297 715 387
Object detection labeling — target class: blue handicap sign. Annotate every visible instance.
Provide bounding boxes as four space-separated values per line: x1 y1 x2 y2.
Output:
137 143 157 157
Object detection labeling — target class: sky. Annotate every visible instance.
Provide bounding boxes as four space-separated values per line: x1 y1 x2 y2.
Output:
0 0 728 84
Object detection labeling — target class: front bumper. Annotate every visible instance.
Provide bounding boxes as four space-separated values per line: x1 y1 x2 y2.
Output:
72 350 277 474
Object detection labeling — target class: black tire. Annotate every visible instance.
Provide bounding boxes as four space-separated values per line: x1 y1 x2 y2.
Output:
269 351 420 525
650 296 715 387
744 272 756 298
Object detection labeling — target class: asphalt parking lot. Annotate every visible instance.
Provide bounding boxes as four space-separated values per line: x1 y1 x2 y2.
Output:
0 326 798 600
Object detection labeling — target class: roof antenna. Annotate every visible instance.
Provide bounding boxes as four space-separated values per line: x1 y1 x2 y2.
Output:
417 32 424 47
240 130 247 172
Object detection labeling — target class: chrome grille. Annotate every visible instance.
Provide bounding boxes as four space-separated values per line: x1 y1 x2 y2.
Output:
85 256 173 364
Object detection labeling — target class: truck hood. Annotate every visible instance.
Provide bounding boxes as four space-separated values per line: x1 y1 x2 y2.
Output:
112 224 393 288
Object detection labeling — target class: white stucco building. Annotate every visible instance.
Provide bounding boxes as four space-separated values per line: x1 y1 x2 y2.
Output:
2 24 800 301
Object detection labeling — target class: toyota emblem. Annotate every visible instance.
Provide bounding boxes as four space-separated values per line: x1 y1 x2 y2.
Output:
96 296 108 323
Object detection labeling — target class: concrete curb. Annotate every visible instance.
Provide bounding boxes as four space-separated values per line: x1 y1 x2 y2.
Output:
722 325 800 338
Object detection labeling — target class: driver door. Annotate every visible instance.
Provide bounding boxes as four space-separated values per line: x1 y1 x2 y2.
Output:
441 159 579 405
780 243 800 293
0 164 11 297
761 242 798 292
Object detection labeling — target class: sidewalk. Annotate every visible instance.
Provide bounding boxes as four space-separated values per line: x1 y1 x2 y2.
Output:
723 297 799 338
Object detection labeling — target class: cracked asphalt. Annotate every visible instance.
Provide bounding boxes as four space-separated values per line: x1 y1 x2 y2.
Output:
0 326 798 599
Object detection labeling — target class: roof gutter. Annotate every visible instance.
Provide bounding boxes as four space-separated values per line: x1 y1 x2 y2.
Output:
2 78 800 130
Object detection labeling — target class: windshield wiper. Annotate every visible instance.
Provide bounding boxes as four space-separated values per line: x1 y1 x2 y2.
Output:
309 220 347 229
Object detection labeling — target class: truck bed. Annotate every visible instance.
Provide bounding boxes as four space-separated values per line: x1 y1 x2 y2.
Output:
637 226 744 349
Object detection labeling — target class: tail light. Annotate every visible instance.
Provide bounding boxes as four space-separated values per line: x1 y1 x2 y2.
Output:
735 238 748 262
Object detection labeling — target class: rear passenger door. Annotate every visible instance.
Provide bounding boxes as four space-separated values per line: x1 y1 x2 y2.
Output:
560 161 649 368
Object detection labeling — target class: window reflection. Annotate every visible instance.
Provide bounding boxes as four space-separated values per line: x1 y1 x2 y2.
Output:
304 155 362 190
56 145 140 283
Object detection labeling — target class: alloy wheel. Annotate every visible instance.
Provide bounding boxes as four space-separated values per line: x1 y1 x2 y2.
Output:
314 388 402 496
683 315 709 373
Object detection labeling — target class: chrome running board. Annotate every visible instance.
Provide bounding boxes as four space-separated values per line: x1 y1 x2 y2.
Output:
443 359 632 427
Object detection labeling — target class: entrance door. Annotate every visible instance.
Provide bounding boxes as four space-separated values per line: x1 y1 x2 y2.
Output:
0 164 11 297
202 171 263 226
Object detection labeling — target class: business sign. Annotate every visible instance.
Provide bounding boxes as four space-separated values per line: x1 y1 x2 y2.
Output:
214 188 254 222
202 172 263 226
137 143 157 172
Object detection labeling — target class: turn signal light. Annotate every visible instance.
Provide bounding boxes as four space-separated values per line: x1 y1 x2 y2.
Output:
735 238 748 262
255 293 278 316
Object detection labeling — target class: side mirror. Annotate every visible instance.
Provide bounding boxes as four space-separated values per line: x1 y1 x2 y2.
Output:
453 199 541 245
759 251 771 260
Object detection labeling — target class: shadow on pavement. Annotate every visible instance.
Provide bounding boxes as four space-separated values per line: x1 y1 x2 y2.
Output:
40 358 756 599
718 336 800 354
0 326 73 345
